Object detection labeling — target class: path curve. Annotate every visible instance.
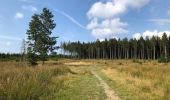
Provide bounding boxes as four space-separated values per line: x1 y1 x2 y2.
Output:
91 70 120 100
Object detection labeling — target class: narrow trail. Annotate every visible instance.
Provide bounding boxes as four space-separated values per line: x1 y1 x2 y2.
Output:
91 70 120 100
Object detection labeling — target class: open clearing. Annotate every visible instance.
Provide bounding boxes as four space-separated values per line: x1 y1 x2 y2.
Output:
1 59 170 100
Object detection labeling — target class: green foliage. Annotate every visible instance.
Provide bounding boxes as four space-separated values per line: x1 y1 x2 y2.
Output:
26 8 57 65
61 33 170 61
27 50 38 66
158 55 170 63
49 52 59 61
0 53 21 61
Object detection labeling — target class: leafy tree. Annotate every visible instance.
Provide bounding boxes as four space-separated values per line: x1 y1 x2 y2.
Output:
26 8 57 65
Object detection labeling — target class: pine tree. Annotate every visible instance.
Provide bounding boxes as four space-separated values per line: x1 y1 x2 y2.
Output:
151 36 157 59
26 8 57 65
162 33 168 59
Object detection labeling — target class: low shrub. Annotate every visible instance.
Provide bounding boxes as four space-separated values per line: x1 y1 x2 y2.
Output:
158 56 170 63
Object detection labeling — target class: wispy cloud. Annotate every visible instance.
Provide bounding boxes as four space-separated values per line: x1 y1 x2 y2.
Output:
0 35 22 41
149 19 170 25
22 5 38 12
6 41 11 46
17 0 35 3
14 12 24 19
55 9 86 30
167 9 170 16
0 15 2 29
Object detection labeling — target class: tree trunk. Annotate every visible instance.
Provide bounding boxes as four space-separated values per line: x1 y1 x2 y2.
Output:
165 46 167 59
153 46 156 60
42 60 45 65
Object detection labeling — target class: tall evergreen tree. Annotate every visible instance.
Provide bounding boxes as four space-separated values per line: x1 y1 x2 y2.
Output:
26 8 57 65
151 36 157 59
162 33 168 59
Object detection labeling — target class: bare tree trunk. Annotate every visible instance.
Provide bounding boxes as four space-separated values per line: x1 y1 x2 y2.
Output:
153 46 155 60
165 46 167 59
42 60 45 65
110 48 112 59
127 49 129 59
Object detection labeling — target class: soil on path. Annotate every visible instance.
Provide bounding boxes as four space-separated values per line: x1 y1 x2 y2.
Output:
91 70 120 100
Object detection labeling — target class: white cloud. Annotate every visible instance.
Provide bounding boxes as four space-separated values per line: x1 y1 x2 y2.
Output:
87 18 99 29
87 0 150 39
149 19 170 25
157 31 170 38
133 33 141 40
133 30 170 39
143 30 158 38
88 18 128 39
123 0 150 9
87 2 126 19
87 0 150 19
14 12 24 19
6 41 11 46
22 5 38 12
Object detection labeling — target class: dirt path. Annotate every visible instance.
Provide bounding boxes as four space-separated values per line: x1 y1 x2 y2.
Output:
91 70 120 100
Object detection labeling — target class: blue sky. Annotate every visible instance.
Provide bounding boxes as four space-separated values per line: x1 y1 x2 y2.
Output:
0 0 170 53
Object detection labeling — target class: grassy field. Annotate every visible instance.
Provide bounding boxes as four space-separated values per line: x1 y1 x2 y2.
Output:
96 60 170 100
0 61 73 100
0 59 170 100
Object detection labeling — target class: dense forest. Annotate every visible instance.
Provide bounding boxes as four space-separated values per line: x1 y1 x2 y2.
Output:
61 33 170 60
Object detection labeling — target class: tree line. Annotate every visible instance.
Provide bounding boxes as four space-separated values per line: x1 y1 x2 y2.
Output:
61 33 170 61
0 53 21 61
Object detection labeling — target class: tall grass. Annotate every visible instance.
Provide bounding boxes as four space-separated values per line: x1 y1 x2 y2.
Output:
0 61 71 100
101 60 170 100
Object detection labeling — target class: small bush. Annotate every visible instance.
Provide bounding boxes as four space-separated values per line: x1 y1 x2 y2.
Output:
158 56 170 63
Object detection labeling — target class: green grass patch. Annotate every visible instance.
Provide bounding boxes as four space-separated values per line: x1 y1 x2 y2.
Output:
56 71 106 100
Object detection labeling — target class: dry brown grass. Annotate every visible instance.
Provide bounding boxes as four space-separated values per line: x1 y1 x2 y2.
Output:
0 61 72 100
1 59 170 100
101 60 170 100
